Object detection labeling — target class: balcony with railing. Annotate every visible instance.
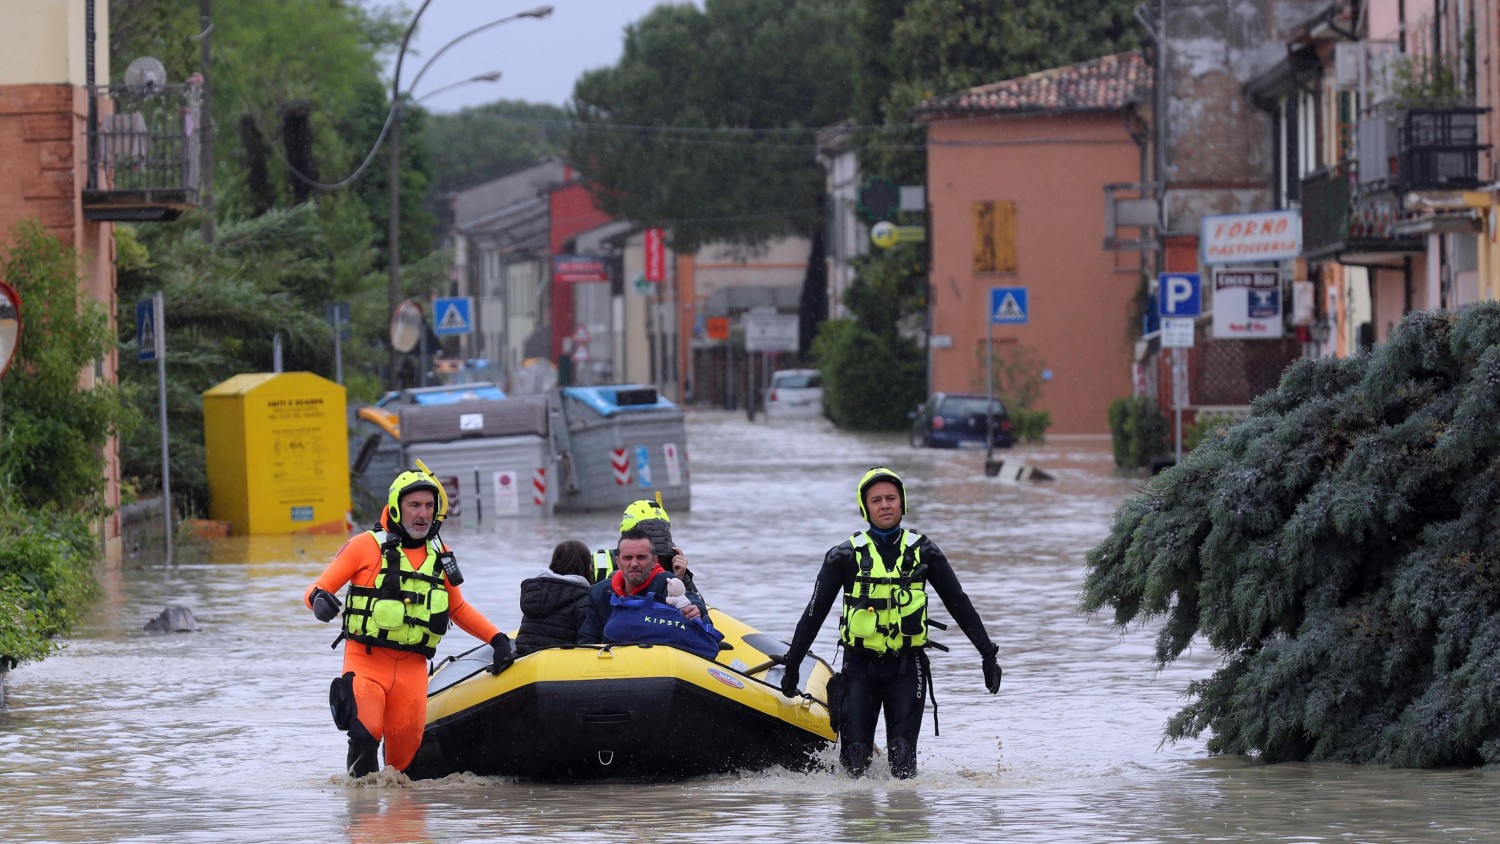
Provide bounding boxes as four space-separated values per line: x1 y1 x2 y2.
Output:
1301 164 1421 263
1356 104 1489 193
1397 107 1488 192
81 79 202 222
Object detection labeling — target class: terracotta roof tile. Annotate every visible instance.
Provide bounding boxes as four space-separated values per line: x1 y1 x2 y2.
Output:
918 51 1152 117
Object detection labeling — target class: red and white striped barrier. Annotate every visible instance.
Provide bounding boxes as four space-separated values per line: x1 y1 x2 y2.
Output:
610 447 631 485
532 467 547 507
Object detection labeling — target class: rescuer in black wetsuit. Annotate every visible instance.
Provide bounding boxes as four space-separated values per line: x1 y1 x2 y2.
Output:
779 467 1002 778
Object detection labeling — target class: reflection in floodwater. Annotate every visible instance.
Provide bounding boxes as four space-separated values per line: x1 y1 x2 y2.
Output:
2 410 1500 843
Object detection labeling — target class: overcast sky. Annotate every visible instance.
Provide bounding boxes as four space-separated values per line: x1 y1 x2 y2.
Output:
380 0 700 112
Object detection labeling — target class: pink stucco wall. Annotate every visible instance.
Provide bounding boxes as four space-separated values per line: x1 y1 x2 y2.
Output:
926 112 1143 435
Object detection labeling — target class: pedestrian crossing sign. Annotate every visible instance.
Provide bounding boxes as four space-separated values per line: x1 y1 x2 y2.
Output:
136 297 160 361
432 296 474 336
989 286 1028 325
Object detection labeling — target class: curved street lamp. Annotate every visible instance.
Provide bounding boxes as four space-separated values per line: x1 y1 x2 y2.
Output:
415 70 503 105
387 4 554 388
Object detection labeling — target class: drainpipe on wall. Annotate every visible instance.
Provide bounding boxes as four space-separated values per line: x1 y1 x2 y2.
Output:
1134 0 1168 275
198 0 215 245
1154 0 1168 266
85 0 96 191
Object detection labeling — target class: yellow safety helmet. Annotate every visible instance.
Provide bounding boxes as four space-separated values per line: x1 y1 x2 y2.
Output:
386 468 442 524
415 459 449 522
857 467 907 521
619 492 670 533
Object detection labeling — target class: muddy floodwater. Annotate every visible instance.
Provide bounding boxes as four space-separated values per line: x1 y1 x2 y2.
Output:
3 410 1497 843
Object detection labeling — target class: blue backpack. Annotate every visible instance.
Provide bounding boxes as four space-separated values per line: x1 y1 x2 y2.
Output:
602 593 724 660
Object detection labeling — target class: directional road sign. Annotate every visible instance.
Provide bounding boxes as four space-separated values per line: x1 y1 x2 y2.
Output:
433 296 474 336
743 312 799 352
989 287 1029 325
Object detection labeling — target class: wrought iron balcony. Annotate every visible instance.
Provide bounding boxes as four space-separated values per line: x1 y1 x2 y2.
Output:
1356 105 1488 193
1397 107 1488 192
81 79 202 222
1300 164 1421 263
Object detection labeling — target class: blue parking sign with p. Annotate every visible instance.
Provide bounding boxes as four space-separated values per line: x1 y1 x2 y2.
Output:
1157 274 1202 317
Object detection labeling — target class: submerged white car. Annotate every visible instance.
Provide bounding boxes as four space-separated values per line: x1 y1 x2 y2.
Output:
764 369 823 420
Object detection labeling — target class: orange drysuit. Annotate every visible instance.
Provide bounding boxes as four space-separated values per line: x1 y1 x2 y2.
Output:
305 529 500 772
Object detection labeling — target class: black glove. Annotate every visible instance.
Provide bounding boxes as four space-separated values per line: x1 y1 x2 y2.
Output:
982 652 1002 694
488 632 515 675
779 662 801 698
310 587 341 623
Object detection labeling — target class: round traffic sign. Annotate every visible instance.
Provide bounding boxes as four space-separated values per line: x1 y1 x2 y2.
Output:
0 280 19 379
389 299 424 353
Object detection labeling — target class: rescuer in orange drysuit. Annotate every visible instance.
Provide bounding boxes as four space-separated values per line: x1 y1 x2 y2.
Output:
304 468 510 777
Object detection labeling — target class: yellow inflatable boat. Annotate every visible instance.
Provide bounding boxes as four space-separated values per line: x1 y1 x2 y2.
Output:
405 607 836 781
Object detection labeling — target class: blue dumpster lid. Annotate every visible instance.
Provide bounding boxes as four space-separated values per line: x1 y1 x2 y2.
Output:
563 384 677 416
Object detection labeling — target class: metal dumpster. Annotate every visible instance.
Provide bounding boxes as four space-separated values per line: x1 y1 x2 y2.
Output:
399 394 554 519
551 384 690 513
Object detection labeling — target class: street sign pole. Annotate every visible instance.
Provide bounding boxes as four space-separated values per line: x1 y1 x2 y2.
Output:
1156 274 1202 464
1173 347 1184 464
333 309 344 386
420 320 428 388
985 317 994 468
983 286 1028 474
153 290 172 565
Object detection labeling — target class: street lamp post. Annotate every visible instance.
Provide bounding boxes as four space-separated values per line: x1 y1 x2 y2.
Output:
386 4 554 389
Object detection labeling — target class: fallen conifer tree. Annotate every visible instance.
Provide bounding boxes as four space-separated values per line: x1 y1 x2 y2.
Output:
1082 303 1500 766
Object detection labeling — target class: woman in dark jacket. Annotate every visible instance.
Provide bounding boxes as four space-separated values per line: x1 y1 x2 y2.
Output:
515 539 593 656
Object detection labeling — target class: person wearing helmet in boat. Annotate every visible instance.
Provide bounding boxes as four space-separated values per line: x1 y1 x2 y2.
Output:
779 466 1002 779
303 466 511 778
578 526 714 655
592 495 700 597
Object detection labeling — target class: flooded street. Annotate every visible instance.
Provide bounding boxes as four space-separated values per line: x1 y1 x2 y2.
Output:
4 409 1498 843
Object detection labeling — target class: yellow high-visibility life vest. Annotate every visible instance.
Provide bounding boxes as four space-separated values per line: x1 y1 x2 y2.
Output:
593 548 617 584
839 529 928 654
341 531 450 657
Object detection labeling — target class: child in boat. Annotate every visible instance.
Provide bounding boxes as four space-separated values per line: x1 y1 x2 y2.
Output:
515 539 594 656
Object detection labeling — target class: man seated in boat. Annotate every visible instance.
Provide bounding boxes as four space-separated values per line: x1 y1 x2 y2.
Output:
592 496 701 598
578 528 718 658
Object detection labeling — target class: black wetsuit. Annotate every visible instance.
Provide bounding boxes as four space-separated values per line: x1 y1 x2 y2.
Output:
783 524 998 778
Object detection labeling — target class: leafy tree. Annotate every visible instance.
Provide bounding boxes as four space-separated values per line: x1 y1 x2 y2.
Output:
0 222 139 514
814 241 926 431
108 2 460 512
971 342 1051 443
812 319 923 431
856 0 1141 180
112 0 430 261
1106 396 1168 469
829 0 1142 424
567 0 857 251
1081 304 1500 766
0 223 135 668
422 99 569 226
115 206 451 516
0 496 101 668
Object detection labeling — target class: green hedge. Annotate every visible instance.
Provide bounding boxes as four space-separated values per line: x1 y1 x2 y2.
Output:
1107 396 1168 468
0 505 98 667
0 221 133 667
812 319 924 431
1011 406 1052 444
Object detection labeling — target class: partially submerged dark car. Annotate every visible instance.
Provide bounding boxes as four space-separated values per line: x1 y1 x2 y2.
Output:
909 393 1012 449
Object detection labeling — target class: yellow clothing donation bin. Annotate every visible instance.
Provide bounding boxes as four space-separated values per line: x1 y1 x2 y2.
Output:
203 372 349 535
